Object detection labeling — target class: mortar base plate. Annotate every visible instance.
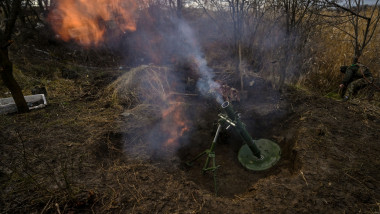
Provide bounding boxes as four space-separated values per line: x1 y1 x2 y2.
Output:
238 139 281 171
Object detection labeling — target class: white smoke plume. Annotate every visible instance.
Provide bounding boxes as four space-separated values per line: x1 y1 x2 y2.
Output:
176 18 224 104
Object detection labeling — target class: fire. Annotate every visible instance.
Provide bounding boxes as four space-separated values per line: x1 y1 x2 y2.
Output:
160 100 190 148
49 0 138 46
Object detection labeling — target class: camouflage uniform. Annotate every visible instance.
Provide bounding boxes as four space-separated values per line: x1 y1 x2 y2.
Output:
220 84 240 103
341 63 373 98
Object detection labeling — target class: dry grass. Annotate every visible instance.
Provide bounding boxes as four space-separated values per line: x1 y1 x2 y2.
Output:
301 9 380 96
104 65 174 109
0 59 127 212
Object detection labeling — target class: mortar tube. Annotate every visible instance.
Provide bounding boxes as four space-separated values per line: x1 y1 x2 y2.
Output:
221 101 262 159
208 124 222 154
221 101 236 120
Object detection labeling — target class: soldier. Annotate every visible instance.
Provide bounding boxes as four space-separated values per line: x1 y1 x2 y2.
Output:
339 63 373 101
219 83 240 103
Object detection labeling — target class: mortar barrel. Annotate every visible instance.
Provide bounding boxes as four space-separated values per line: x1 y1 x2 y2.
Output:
221 101 236 120
221 101 262 158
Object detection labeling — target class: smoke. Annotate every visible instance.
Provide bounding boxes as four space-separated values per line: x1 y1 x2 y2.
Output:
49 2 225 158
175 18 224 104
124 6 224 103
49 0 223 103
112 7 225 158
140 15 224 157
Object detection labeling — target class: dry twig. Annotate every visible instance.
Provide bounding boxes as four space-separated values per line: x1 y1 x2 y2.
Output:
300 170 309 186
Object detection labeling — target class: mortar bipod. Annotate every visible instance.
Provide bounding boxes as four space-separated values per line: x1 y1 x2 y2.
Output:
186 124 222 195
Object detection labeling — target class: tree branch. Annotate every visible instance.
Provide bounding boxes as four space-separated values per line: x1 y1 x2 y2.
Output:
325 1 370 21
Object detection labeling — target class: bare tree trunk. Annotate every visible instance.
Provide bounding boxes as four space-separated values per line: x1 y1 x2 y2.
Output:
177 0 182 18
238 41 244 91
229 0 246 89
0 47 29 113
0 0 29 113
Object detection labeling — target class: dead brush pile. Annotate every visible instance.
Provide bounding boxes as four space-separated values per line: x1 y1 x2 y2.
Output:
105 65 174 109
103 65 180 157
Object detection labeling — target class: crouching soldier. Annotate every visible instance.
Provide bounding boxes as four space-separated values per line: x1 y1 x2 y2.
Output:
339 63 373 101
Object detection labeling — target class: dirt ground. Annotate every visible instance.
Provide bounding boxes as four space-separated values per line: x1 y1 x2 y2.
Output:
1 44 380 213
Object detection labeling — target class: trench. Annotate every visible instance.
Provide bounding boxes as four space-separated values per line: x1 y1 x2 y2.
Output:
107 80 301 198
177 94 300 197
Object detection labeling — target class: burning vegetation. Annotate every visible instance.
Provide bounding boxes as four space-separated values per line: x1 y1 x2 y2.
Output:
106 65 192 153
48 0 138 46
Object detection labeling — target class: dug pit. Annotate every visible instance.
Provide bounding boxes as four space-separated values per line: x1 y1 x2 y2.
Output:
176 96 300 197
110 66 301 198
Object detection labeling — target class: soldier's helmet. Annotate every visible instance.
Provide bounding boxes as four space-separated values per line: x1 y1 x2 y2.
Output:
340 65 348 73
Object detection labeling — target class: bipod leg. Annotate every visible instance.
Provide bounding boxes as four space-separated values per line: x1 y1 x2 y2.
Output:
186 124 222 167
203 124 222 195
213 157 219 196
185 124 222 196
202 123 222 169
202 151 220 196
186 150 208 166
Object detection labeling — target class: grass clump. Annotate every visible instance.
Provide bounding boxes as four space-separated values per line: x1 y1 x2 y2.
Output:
105 65 173 109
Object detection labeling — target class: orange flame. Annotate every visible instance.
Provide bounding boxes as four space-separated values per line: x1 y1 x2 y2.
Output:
161 100 190 148
49 0 138 46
